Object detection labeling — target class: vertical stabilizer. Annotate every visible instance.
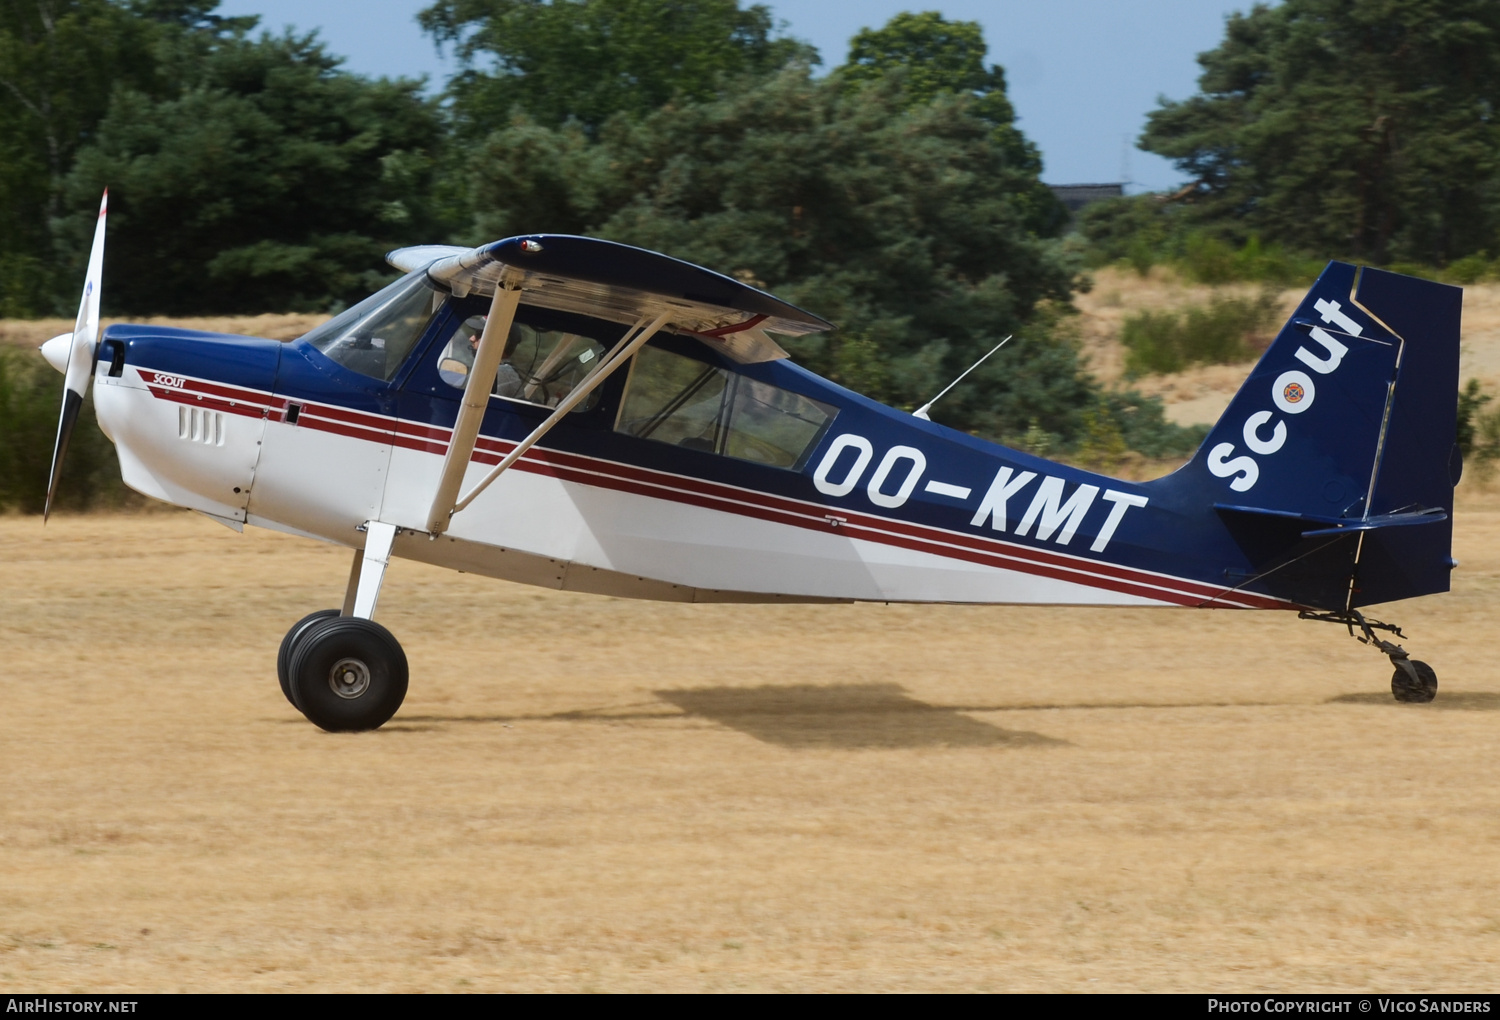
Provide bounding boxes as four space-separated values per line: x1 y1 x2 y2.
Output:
1183 262 1461 608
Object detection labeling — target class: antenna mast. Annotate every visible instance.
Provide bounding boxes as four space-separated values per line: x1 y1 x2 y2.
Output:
912 336 1012 421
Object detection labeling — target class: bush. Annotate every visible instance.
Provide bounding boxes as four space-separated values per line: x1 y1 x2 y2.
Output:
1103 391 1208 459
1185 234 1322 287
1072 397 1128 469
0 348 134 513
1001 386 1204 469
1366 258 1500 286
1443 256 1497 286
1077 196 1327 287
0 255 53 320
1438 378 1500 486
1120 291 1280 376
1455 377 1500 478
1076 195 1181 273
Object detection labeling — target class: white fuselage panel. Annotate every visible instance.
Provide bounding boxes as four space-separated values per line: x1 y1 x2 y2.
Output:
94 372 262 522
102 367 1230 607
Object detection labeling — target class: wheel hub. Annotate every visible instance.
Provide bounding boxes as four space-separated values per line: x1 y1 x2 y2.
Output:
328 657 372 699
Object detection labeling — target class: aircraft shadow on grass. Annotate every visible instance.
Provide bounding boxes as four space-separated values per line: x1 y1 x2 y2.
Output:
652 683 1065 750
1325 691 1500 710
382 683 1065 749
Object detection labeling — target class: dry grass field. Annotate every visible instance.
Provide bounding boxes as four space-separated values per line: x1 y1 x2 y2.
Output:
0 314 328 350
2 497 1499 993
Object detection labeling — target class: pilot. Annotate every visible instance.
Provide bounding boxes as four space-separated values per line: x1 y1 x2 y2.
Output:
446 315 525 398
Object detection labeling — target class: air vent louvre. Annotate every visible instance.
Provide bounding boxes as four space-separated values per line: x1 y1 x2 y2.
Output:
178 406 224 446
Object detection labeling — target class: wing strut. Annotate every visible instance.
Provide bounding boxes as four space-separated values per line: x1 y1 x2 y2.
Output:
429 309 673 536
424 285 523 534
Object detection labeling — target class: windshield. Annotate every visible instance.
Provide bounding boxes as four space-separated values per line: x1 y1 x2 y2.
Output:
302 271 445 381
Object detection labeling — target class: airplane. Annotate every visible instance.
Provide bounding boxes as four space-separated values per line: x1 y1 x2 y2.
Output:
40 192 1463 731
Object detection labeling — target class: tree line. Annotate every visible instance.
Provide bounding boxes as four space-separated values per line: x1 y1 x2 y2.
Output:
5 0 1499 512
1081 0 1500 284
6 0 1201 461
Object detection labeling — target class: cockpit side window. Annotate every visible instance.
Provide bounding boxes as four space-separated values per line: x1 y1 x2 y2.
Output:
434 307 609 412
615 346 730 451
303 271 444 382
615 344 836 469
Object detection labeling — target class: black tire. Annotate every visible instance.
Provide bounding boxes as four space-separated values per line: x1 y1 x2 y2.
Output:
1391 660 1438 703
277 609 341 708
288 617 409 732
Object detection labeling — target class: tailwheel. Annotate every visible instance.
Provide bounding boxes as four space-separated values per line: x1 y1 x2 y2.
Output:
1299 608 1439 704
288 617 408 732
277 609 341 708
1391 659 1438 704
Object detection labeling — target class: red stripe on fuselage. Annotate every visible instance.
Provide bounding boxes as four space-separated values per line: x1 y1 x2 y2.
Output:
149 374 285 411
145 385 272 421
470 445 1278 608
140 374 1290 609
461 436 1284 609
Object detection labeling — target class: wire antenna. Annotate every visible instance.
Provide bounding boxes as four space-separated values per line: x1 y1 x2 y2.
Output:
912 335 1012 421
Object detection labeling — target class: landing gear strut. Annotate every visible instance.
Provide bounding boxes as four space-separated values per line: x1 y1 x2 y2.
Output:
1299 609 1437 703
278 521 409 731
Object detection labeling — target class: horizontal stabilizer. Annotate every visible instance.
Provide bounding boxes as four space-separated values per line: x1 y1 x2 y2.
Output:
1214 503 1447 539
1298 510 1447 539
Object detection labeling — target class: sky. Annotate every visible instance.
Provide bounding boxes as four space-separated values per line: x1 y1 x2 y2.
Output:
215 0 1261 193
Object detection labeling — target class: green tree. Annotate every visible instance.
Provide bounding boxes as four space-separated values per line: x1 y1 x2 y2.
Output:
1 1 447 316
57 26 446 314
419 0 813 139
0 1 151 314
458 62 1108 442
841 10 997 102
444 11 1203 454
837 11 1063 238
598 73 1081 431
1141 0 1500 265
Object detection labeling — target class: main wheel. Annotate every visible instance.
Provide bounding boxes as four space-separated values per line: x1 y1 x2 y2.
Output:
277 609 341 707
1391 659 1438 703
288 617 409 732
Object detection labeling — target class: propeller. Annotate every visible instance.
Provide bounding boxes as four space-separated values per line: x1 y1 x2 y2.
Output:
43 190 108 521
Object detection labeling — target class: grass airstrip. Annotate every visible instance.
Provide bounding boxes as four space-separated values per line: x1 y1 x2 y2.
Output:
1 501 1498 992
2 274 1499 991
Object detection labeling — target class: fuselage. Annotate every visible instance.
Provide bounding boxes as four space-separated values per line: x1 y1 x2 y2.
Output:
88 296 1298 612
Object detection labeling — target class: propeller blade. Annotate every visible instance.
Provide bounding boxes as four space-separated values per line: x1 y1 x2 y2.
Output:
45 190 107 520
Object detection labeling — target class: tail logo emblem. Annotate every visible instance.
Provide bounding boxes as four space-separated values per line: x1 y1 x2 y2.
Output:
1206 297 1364 493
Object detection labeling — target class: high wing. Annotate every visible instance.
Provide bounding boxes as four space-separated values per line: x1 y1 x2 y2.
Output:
387 234 832 365
387 235 835 536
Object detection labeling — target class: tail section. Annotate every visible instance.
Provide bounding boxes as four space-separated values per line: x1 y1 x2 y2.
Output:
1185 262 1461 609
